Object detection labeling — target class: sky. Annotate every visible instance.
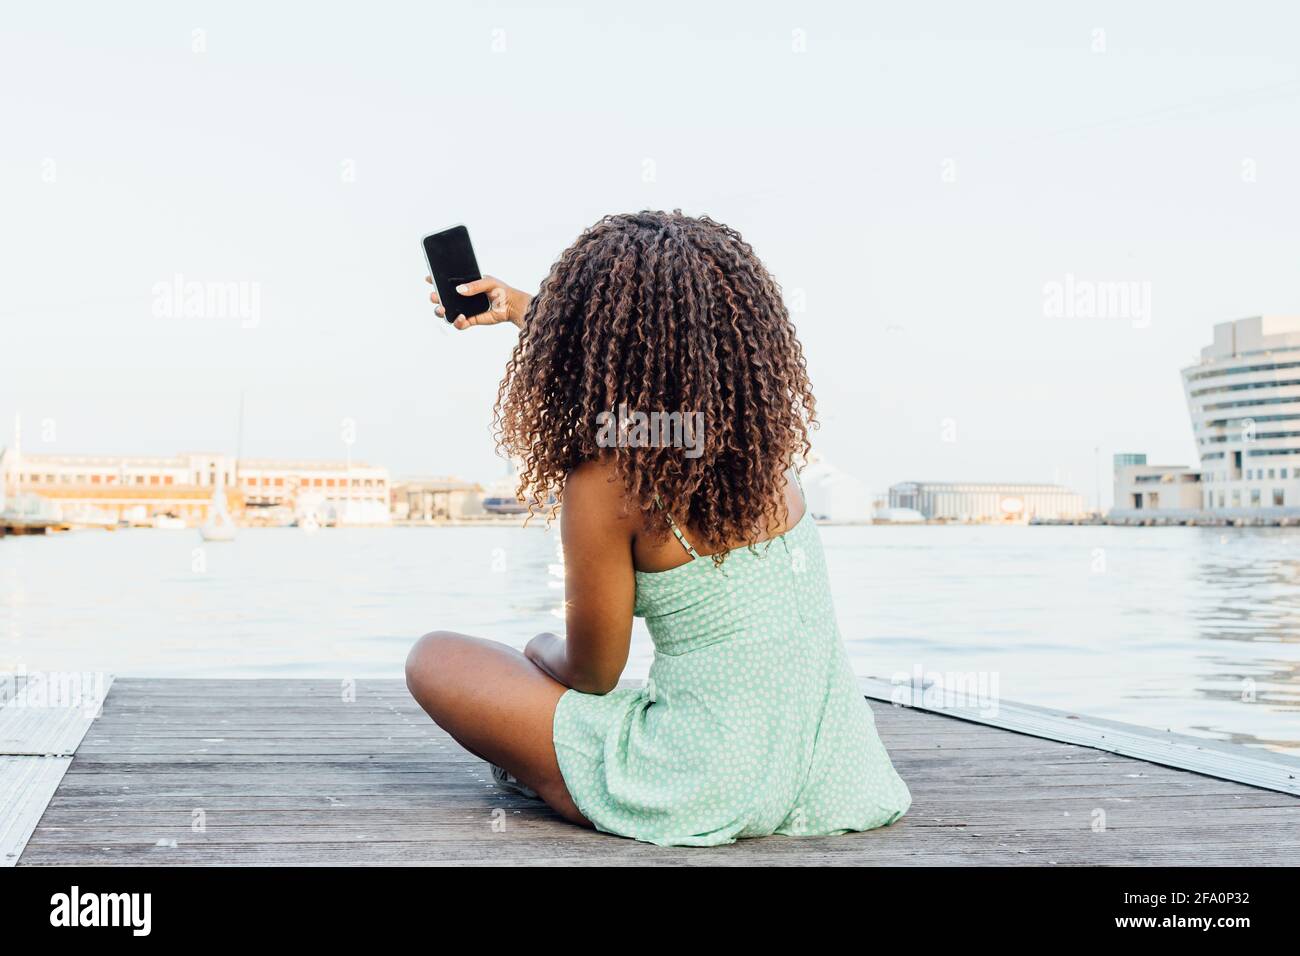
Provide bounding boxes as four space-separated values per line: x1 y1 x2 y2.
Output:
2 1 1299 508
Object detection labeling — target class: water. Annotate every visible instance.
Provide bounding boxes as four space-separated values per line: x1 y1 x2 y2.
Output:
2 524 1297 754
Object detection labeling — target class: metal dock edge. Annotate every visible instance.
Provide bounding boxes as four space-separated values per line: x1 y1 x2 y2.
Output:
859 676 1300 796
0 675 114 865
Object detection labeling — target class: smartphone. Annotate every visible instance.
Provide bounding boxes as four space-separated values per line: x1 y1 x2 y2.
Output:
422 225 490 322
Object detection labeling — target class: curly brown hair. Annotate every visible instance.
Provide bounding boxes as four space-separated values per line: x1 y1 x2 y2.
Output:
493 210 816 562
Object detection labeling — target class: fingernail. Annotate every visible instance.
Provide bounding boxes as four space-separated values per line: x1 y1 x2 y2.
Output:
457 314 466 322
456 285 467 294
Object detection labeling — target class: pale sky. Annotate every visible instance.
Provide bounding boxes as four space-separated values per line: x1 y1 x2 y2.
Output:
3 1 1299 507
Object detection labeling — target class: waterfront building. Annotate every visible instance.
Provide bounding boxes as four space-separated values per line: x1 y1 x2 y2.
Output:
1112 316 1300 520
0 451 390 527
887 481 1087 522
1110 458 1202 512
237 457 389 525
1182 315 1300 513
391 477 485 521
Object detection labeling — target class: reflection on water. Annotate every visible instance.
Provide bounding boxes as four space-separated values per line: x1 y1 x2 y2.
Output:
1186 529 1300 749
1 524 1297 754
825 525 1300 754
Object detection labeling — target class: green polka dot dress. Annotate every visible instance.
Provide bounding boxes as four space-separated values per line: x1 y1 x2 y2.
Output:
552 487 911 847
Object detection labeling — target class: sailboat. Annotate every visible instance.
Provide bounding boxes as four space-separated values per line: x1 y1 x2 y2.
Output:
200 467 237 542
200 394 242 542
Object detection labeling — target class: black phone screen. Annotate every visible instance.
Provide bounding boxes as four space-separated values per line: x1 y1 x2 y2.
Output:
422 225 490 321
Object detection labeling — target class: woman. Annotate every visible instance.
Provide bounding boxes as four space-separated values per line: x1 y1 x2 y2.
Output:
406 210 910 846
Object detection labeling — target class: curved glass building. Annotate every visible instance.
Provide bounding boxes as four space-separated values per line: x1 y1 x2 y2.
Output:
1182 315 1300 511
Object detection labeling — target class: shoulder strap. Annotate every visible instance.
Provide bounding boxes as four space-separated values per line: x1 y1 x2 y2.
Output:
665 511 700 559
653 494 699 560
789 465 808 508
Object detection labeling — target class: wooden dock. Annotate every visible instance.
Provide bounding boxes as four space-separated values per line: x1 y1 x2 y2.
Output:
6 678 1300 865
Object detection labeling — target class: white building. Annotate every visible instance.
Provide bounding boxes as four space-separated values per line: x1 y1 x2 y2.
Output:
1183 315 1300 513
887 481 1087 522
1111 457 1203 512
238 457 390 525
391 476 485 521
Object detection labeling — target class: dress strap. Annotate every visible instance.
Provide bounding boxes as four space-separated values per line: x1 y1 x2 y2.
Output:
653 494 699 560
789 465 807 508
665 511 700 560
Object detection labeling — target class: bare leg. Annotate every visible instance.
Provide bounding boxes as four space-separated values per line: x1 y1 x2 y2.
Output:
404 630 591 828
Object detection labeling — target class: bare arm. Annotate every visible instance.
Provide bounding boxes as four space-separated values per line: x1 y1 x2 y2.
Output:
425 273 630 691
524 459 636 694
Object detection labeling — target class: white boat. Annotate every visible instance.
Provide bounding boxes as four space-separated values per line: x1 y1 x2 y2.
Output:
481 476 529 515
151 514 187 530
200 513 236 541
200 469 237 542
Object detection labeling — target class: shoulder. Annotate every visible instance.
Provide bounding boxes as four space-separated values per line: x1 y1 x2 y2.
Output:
563 458 639 537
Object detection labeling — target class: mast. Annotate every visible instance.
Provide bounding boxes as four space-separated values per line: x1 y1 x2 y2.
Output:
235 390 245 486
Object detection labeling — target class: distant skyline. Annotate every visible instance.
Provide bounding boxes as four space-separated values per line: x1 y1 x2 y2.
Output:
0 423 1103 497
4 2 1300 508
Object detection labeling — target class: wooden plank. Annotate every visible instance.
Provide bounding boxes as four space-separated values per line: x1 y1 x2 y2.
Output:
17 837 1298 867
44 764 1247 789
34 800 1299 829
22 824 1300 854
35 788 1295 815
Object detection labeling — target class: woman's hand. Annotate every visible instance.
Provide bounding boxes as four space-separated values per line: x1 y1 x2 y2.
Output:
425 274 531 330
